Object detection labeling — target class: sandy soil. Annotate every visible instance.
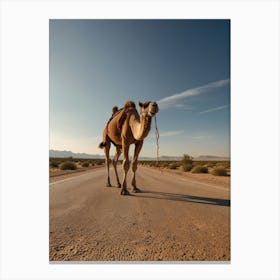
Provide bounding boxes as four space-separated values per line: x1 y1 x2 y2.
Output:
151 166 230 189
49 165 104 182
50 166 230 262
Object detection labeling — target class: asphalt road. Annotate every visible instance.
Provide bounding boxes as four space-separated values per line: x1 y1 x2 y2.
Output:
49 166 230 261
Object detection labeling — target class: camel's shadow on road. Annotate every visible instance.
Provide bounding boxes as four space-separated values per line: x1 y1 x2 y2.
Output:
130 189 230 207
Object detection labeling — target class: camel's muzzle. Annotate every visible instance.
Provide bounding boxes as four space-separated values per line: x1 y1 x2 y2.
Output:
149 102 159 116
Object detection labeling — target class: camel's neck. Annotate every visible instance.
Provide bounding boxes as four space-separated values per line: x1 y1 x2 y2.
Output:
129 109 152 141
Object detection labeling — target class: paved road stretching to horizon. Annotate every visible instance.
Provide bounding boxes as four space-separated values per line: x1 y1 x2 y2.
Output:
49 166 230 261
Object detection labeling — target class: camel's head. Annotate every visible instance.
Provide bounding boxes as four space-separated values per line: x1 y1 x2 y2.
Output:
139 101 159 117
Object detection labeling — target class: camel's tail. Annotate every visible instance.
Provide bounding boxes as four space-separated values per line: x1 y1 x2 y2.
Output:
98 142 106 149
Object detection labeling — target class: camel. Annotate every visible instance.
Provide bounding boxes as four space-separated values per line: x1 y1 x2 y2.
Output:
99 100 159 195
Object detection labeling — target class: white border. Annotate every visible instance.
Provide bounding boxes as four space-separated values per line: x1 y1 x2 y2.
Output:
1 0 279 279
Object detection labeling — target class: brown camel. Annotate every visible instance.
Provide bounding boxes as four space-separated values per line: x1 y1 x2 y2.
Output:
99 100 159 195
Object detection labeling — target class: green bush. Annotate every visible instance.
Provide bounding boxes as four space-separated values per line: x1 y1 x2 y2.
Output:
59 161 77 170
181 163 193 172
82 162 90 167
211 167 228 176
191 165 208 174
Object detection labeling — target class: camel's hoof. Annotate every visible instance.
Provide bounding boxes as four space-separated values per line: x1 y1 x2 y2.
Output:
117 183 121 188
120 189 130 195
105 184 112 187
131 187 141 193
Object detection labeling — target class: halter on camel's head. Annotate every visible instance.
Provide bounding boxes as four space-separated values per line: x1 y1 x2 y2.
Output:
123 100 159 117
138 101 159 117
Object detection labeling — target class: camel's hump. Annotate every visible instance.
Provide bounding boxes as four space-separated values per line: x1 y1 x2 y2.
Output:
124 100 136 109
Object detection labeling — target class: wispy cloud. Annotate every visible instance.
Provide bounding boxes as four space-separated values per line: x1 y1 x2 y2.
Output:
173 103 193 110
160 130 184 137
199 105 229 114
191 134 213 140
157 79 230 109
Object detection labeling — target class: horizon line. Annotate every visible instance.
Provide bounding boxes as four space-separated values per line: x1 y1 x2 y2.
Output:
49 149 230 159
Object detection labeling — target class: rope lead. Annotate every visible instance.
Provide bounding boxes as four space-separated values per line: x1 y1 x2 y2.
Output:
154 115 160 166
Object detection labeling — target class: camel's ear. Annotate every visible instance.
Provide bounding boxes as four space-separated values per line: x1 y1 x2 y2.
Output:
139 102 143 107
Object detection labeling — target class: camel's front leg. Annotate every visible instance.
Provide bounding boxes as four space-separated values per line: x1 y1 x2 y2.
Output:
121 140 130 195
112 145 122 188
131 141 143 193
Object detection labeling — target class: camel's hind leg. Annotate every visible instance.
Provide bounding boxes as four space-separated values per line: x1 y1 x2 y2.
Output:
105 137 112 187
131 141 143 193
112 145 122 188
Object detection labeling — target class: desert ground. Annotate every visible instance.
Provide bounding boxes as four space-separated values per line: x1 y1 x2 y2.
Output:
49 164 230 261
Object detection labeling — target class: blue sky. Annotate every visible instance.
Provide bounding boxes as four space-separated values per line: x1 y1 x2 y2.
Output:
50 20 230 157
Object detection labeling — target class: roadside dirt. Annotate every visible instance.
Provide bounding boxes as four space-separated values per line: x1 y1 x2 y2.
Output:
50 164 230 188
149 166 230 189
50 166 230 261
49 165 104 183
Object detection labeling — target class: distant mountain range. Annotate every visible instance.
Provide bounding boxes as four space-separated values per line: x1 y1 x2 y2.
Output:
49 149 229 161
49 149 104 159
194 155 230 161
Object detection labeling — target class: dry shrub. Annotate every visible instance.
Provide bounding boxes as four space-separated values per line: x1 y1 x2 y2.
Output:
60 161 77 170
181 163 193 172
191 165 208 174
168 163 179 170
211 167 228 176
82 162 90 167
50 161 59 168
